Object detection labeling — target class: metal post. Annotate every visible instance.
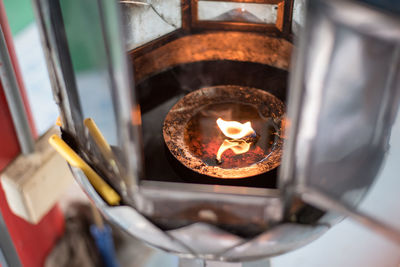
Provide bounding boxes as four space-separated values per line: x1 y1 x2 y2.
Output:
0 26 34 154
0 211 22 267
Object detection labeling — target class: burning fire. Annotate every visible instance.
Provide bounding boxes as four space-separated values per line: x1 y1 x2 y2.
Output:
216 140 250 163
216 118 257 163
216 118 255 139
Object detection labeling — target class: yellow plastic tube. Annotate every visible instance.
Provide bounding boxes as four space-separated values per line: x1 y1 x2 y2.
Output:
84 118 113 159
84 118 120 175
48 135 121 206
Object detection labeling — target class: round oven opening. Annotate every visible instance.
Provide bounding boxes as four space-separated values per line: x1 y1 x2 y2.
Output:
163 85 285 179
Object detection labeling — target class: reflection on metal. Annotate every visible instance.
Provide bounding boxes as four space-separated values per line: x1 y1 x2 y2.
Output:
292 0 306 35
167 223 243 255
119 0 178 28
137 180 284 235
120 0 179 28
299 186 400 245
0 27 35 154
0 211 21 267
122 0 182 49
281 0 400 245
0 249 9 267
72 167 330 261
97 0 143 195
119 0 149 5
71 168 192 254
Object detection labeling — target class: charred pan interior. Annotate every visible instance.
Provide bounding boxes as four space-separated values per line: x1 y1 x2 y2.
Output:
164 85 285 179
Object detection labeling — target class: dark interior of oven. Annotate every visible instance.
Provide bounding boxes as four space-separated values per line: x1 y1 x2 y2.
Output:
136 60 288 189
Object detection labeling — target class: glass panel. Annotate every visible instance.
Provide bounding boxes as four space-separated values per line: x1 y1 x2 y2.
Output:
121 0 182 50
59 0 118 145
35 0 140 198
198 1 278 24
282 0 400 209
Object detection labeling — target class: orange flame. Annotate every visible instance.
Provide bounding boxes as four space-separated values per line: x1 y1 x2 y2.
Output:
216 118 255 139
215 118 256 163
216 140 250 163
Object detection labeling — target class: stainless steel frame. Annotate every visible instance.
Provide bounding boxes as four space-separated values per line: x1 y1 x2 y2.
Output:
72 167 330 261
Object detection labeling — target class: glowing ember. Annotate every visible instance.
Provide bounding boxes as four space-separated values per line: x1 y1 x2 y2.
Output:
216 118 257 163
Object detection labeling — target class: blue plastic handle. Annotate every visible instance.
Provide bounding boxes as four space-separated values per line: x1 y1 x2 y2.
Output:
90 224 120 267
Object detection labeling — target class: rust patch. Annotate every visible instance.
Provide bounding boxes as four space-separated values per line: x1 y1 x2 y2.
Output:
133 32 293 82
